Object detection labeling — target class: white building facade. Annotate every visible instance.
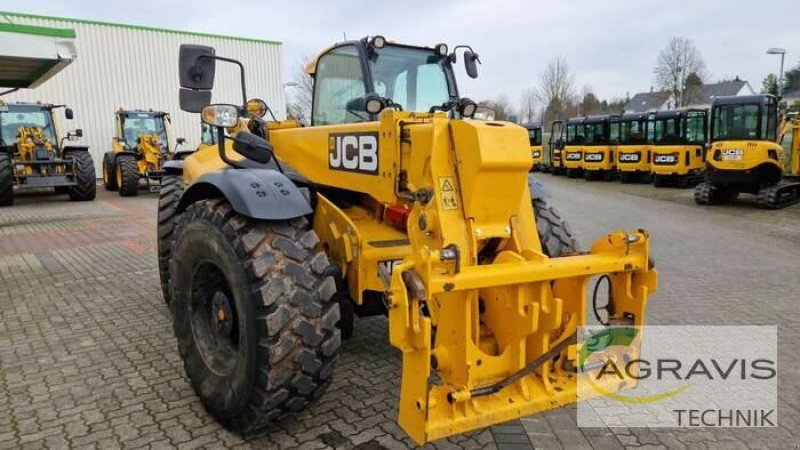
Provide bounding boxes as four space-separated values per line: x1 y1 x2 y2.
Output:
1 11 285 173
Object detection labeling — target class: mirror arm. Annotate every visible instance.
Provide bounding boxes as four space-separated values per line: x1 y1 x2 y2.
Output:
198 55 248 108
216 127 244 169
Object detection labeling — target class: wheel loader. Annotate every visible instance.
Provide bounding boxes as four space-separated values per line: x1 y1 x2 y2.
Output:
160 37 657 444
546 119 566 175
695 95 800 208
650 108 707 188
0 101 95 206
581 114 619 181
525 122 543 171
563 116 586 178
103 109 186 196
615 113 653 183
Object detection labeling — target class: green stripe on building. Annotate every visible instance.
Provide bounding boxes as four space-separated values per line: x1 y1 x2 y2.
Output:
0 21 76 38
0 10 281 45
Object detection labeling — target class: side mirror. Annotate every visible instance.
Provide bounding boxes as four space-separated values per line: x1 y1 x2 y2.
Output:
180 89 212 113
176 137 186 145
464 50 480 79
74 129 83 137
65 108 74 120
246 99 268 118
232 132 273 164
179 44 216 90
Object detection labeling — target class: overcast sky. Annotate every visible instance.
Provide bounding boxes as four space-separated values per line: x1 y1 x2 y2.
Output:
4 0 800 105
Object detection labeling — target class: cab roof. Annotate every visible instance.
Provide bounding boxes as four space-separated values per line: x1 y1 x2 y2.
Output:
523 122 542 129
711 95 773 107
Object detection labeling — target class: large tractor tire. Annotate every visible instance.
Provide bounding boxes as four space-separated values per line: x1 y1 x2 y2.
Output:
66 151 96 202
170 199 341 432
0 153 13 207
116 154 139 196
157 175 184 305
694 182 720 205
532 197 578 257
103 152 118 191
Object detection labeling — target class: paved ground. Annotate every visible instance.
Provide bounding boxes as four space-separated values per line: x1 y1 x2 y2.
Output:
0 177 798 449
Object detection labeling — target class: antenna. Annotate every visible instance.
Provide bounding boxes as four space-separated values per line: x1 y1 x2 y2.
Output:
342 31 347 41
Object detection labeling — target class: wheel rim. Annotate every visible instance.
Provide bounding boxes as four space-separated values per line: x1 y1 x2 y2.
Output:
189 261 241 376
115 163 122 187
103 160 109 184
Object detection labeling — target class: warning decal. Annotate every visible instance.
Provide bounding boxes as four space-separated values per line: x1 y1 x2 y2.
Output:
438 177 458 210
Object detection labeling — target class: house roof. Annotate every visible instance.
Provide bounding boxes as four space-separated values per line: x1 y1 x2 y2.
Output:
684 80 750 106
624 91 671 113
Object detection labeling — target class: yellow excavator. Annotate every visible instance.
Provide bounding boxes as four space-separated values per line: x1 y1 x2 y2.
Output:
615 113 653 183
582 114 618 181
103 109 186 196
545 120 566 175
160 37 657 444
563 116 586 178
525 122 544 171
695 95 800 207
651 109 707 188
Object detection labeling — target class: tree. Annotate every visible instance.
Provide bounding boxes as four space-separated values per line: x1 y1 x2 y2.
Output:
762 73 779 96
519 88 538 123
581 86 601 115
783 60 800 92
683 71 704 104
536 57 577 123
285 56 313 124
653 37 707 107
479 95 516 121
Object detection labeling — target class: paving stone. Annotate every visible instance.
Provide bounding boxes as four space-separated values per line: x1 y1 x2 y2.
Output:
1 172 798 450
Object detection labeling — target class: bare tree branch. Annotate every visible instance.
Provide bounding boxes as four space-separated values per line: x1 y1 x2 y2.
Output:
286 56 313 124
653 37 707 107
535 57 577 123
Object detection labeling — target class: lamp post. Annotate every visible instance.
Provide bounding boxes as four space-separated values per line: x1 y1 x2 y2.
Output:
766 47 786 97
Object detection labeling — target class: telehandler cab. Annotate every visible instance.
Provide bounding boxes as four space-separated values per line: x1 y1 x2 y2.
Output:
563 116 586 178
525 122 543 171
160 36 657 444
103 109 187 196
546 119 566 174
615 113 653 183
0 101 95 206
694 95 800 208
581 114 618 181
650 108 707 188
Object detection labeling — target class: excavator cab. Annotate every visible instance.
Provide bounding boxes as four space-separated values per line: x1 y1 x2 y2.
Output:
525 122 543 171
563 116 586 178
547 120 566 174
651 108 707 188
695 95 800 207
582 114 619 181
615 113 653 183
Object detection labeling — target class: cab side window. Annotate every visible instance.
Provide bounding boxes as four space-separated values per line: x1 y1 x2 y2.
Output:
312 46 367 125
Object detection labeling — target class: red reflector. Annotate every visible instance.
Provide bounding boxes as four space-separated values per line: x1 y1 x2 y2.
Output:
385 205 410 230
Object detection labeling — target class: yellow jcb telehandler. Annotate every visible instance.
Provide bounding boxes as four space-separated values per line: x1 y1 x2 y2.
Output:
159 37 657 444
0 101 95 206
103 109 186 196
694 95 800 208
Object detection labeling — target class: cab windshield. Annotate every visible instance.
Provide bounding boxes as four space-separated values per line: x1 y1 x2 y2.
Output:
566 124 585 145
711 103 777 142
0 104 57 146
122 113 168 149
619 119 648 145
527 128 542 146
654 117 683 144
370 45 454 113
584 122 609 145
